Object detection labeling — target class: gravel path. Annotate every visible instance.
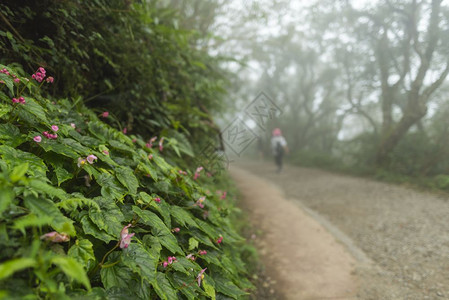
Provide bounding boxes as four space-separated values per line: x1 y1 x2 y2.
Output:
230 166 358 299
238 161 449 299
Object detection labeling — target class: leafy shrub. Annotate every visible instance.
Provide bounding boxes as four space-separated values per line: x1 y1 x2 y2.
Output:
0 64 252 299
0 0 228 147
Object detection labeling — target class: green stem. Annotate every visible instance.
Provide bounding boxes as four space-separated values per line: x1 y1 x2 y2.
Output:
102 260 120 268
88 241 120 278
7 104 17 123
18 83 28 96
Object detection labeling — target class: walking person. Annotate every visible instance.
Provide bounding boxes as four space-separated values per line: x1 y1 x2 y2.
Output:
271 128 289 173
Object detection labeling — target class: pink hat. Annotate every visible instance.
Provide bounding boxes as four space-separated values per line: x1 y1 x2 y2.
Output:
272 128 282 136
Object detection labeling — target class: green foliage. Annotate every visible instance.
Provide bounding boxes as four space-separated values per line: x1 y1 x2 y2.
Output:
0 0 228 150
0 64 252 299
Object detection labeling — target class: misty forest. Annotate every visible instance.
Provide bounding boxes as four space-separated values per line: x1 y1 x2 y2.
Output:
1 0 449 299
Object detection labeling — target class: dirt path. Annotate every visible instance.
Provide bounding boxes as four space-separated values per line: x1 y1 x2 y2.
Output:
234 161 449 299
230 167 359 299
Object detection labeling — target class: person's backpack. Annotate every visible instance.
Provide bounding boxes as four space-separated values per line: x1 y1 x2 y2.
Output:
275 141 284 156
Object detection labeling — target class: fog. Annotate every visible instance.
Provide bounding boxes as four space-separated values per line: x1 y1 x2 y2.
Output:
181 0 449 175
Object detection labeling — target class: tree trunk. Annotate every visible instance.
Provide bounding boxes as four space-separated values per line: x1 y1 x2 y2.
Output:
376 107 426 165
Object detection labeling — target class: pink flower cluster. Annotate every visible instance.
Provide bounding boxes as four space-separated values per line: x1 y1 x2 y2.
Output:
0 68 10 76
163 256 177 268
154 197 161 204
216 236 223 244
43 131 57 139
178 170 187 175
41 125 59 140
0 68 27 84
40 231 70 243
120 224 135 249
31 67 47 83
101 111 109 118
172 227 180 233
12 97 25 104
198 250 207 255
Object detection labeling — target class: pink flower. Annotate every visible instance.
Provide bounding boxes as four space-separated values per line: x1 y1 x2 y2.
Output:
216 236 223 244
196 196 205 209
172 227 180 233
159 137 164 152
220 191 227 200
145 143 151 148
86 154 97 164
154 197 161 204
102 150 109 155
148 154 153 160
147 136 157 148
77 157 87 168
186 254 195 261
199 250 207 255
120 224 135 249
70 123 76 128
168 256 174 264
197 268 207 287
46 76 54 83
33 136 42 143
101 111 109 118
14 78 20 83
132 139 137 143
12 98 19 103
163 261 169 268
123 127 127 134
51 125 59 132
194 166 203 180
40 231 70 243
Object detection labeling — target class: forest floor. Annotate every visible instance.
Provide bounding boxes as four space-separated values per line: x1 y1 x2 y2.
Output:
231 160 449 299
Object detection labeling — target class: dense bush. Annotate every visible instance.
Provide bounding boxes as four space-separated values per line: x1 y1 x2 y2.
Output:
0 0 227 149
0 64 252 299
